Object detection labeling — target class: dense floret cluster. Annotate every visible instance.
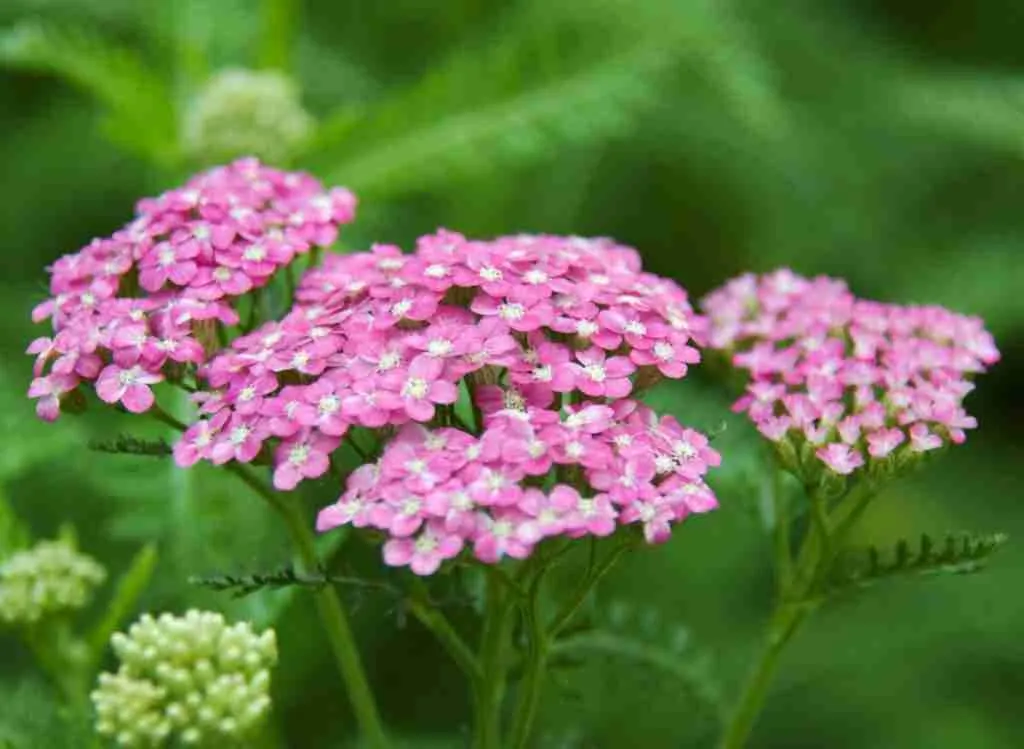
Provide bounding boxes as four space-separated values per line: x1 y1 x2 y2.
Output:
27 159 355 420
178 230 719 573
92 610 277 747
701 270 1000 478
0 539 106 625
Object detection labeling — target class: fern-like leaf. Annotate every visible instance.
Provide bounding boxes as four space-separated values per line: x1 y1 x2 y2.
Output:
0 21 177 163
88 434 172 457
314 45 672 197
828 531 1008 593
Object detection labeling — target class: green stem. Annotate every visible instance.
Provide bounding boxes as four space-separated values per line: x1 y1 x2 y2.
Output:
474 571 515 749
508 572 549 749
547 537 633 638
274 490 390 749
771 467 792 594
406 581 482 683
716 603 808 749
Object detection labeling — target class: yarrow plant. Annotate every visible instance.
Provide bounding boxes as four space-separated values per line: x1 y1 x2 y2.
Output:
700 269 1001 749
26 163 1003 749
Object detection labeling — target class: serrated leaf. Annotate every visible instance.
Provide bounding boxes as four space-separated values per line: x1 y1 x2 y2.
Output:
0 20 177 163
828 531 1008 593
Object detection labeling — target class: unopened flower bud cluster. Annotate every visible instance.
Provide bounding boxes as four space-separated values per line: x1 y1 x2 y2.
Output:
183 69 313 165
0 539 106 625
92 610 277 747
701 270 1000 482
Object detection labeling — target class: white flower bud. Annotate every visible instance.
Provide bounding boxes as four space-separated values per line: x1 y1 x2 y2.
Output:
182 68 314 165
0 539 105 625
92 610 277 746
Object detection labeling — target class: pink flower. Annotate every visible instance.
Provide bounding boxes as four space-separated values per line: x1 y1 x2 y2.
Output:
382 356 458 421
383 523 464 575
273 431 339 490
816 443 865 475
571 348 635 398
473 512 536 562
137 240 199 291
867 427 905 458
551 486 616 537
95 364 163 413
28 373 78 421
470 294 552 333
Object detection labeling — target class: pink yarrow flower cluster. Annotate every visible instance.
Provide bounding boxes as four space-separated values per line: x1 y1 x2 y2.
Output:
177 230 718 572
701 270 1000 478
316 405 718 575
27 159 356 421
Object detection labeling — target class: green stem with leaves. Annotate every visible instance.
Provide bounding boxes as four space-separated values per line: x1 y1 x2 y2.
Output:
149 404 389 748
718 481 876 749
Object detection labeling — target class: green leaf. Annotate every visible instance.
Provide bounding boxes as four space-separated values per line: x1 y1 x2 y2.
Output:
310 0 683 196
0 489 30 560
828 531 1009 594
0 20 177 163
551 631 724 720
86 543 158 662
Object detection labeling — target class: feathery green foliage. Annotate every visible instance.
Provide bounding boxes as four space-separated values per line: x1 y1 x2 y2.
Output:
0 21 176 162
829 532 1009 593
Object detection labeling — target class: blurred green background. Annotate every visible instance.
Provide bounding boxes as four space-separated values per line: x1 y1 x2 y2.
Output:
0 0 1021 747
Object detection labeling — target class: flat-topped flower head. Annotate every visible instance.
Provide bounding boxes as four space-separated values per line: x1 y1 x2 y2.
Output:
178 231 709 502
701 269 999 483
27 159 356 421
316 399 719 574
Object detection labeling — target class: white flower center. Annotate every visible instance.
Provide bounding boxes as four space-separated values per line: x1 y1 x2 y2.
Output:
527 440 546 458
532 365 552 382
118 368 139 386
378 351 401 371
213 267 232 282
424 264 448 278
428 339 453 357
625 320 647 336
288 445 310 465
239 385 258 401
414 535 438 554
576 320 598 337
292 351 310 368
491 521 512 538
565 441 584 459
524 269 549 285
318 395 340 414
583 364 607 383
653 342 674 361
244 245 266 261
401 499 421 516
498 303 525 321
403 377 429 399
230 426 251 445
655 455 676 474
391 299 412 317
158 247 176 266
479 266 503 282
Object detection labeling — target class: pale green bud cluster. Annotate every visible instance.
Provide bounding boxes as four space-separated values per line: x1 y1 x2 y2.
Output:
92 610 277 747
182 68 313 164
0 539 106 625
